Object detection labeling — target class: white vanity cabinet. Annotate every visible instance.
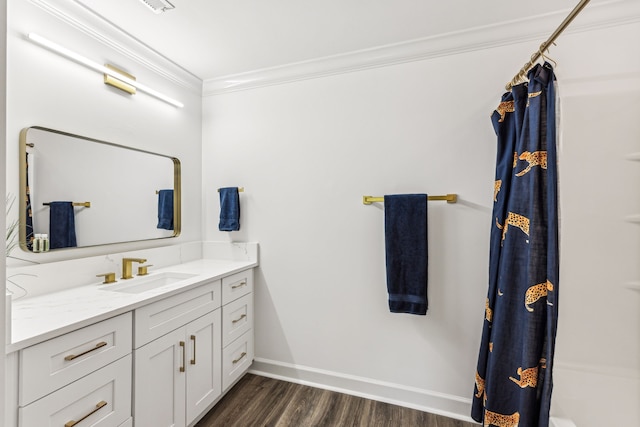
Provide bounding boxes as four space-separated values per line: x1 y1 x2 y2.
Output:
221 270 254 391
20 355 132 427
133 279 223 427
16 312 133 427
7 263 256 427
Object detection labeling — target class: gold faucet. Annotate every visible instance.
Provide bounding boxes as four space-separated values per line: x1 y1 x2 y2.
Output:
122 258 147 280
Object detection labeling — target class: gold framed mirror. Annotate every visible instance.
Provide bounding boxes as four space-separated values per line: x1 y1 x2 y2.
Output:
19 126 181 252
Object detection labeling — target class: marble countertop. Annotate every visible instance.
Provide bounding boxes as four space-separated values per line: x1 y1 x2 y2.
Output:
7 258 257 353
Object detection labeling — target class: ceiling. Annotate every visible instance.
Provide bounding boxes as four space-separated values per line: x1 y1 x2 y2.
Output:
75 0 603 81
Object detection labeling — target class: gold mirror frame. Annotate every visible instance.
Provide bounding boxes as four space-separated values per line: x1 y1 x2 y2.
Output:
18 126 181 252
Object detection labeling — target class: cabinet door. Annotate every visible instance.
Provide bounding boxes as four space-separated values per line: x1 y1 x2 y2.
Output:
222 293 253 347
20 312 132 406
134 328 186 427
221 270 253 305
19 355 131 427
134 280 221 348
185 310 222 426
222 329 254 391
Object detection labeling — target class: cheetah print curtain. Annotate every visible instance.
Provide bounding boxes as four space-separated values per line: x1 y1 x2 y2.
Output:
472 62 559 427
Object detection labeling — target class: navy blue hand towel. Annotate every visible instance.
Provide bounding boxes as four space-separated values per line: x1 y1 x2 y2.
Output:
384 194 428 315
157 189 174 230
49 201 77 249
218 187 240 231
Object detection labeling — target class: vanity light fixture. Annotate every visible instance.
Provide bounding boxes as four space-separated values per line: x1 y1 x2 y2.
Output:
104 64 137 95
27 33 184 108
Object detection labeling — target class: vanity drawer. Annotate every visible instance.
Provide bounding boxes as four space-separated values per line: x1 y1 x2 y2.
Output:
222 329 254 391
134 279 221 348
19 354 131 427
222 293 253 347
222 269 253 305
19 312 132 406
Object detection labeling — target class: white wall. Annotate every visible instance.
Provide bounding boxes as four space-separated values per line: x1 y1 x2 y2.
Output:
3 0 639 425
550 26 640 425
1 0 8 422
5 0 203 265
204 51 495 415
202 10 640 427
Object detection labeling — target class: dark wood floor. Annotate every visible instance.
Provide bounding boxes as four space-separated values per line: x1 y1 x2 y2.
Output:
195 374 478 427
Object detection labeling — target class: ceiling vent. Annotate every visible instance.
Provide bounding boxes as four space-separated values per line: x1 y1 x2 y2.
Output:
138 0 175 14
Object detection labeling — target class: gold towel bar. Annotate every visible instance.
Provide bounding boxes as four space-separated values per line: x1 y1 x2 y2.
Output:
43 202 91 207
217 187 244 192
363 194 457 205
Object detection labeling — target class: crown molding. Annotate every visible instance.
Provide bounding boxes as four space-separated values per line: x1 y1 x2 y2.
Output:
203 0 640 96
29 0 202 93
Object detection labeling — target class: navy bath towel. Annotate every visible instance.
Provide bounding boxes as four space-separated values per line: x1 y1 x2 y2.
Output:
384 194 428 315
157 189 174 230
218 187 240 231
49 201 77 249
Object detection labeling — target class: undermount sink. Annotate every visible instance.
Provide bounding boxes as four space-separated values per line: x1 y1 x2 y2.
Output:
99 272 197 294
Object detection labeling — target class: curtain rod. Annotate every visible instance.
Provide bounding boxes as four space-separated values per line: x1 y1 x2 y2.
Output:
506 0 591 90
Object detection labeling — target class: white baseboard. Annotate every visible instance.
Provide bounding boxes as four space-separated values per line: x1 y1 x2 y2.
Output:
249 358 476 424
250 358 578 426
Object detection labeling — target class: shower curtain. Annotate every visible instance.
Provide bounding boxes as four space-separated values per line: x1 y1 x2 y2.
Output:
472 63 559 427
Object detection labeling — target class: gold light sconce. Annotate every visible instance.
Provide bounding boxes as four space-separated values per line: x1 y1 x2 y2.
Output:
27 33 184 108
104 64 137 95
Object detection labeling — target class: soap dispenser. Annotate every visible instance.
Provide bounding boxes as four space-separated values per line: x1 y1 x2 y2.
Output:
33 234 41 253
42 234 50 252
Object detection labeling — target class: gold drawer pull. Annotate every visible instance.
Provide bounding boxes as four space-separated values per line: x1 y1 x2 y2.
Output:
231 281 247 289
232 351 247 364
232 314 247 324
64 342 107 361
64 400 107 427
190 335 196 365
179 341 186 372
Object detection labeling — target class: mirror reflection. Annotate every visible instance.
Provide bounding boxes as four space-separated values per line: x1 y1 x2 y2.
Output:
19 127 181 252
